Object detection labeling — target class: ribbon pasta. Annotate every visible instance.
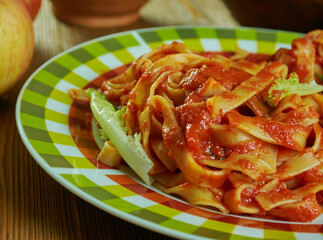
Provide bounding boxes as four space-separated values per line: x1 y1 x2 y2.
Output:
91 30 323 222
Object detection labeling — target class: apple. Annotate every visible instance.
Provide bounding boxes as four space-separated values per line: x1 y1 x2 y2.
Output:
0 0 34 96
16 0 42 20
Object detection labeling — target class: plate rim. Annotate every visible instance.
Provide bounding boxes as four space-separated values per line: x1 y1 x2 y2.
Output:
15 25 313 240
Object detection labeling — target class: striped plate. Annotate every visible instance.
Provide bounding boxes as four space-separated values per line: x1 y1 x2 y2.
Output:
16 26 323 240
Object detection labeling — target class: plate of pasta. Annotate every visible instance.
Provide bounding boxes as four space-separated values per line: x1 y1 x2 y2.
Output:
16 26 323 240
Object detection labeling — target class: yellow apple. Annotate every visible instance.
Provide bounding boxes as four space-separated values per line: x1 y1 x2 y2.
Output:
0 0 34 96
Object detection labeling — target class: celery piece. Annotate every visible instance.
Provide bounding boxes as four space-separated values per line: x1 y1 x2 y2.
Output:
267 72 323 107
86 88 154 185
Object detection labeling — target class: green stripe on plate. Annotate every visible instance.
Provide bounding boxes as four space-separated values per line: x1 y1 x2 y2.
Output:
21 89 48 107
216 29 236 39
79 186 118 200
40 153 74 168
49 89 73 106
257 41 277 54
48 132 75 145
139 31 162 43
61 174 97 187
257 30 277 42
236 28 257 40
82 42 109 57
69 48 94 63
20 101 45 119
45 109 68 125
64 156 96 169
103 198 141 213
276 31 301 44
85 58 110 75
55 54 83 71
176 28 198 39
29 139 61 155
112 49 135 64
194 227 232 240
102 185 137 198
195 27 218 39
26 80 53 97
32 69 61 88
182 39 204 52
202 219 235 234
264 229 296 240
115 33 140 48
23 126 52 142
131 209 169 224
20 113 46 130
156 28 181 41
63 71 90 88
146 204 181 218
160 218 199 234
43 61 70 79
219 38 238 52
229 234 261 240
100 38 124 51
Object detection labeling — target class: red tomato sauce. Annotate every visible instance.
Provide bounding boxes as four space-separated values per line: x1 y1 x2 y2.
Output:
174 102 230 162
254 116 310 151
245 53 271 63
272 194 322 222
181 64 251 91
241 187 258 206
266 182 297 203
199 51 235 59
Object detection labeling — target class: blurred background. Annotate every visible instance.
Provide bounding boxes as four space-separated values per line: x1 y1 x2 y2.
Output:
224 0 323 33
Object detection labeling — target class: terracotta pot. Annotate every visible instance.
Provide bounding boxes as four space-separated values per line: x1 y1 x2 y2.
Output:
50 0 148 28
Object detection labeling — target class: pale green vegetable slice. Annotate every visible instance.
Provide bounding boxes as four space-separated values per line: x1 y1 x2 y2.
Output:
267 72 323 107
86 88 154 185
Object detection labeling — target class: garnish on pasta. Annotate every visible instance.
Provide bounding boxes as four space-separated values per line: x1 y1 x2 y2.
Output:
267 72 323 107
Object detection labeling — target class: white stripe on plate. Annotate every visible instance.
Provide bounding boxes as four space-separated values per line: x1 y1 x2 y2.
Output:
232 225 264 239
54 143 84 157
73 64 99 81
126 31 152 59
46 98 70 114
294 232 323 240
81 170 118 186
98 52 123 69
45 119 70 135
238 39 258 53
200 38 222 51
131 31 151 46
55 79 79 94
275 42 291 51
53 167 124 175
127 45 152 59
122 195 157 208
172 212 207 226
